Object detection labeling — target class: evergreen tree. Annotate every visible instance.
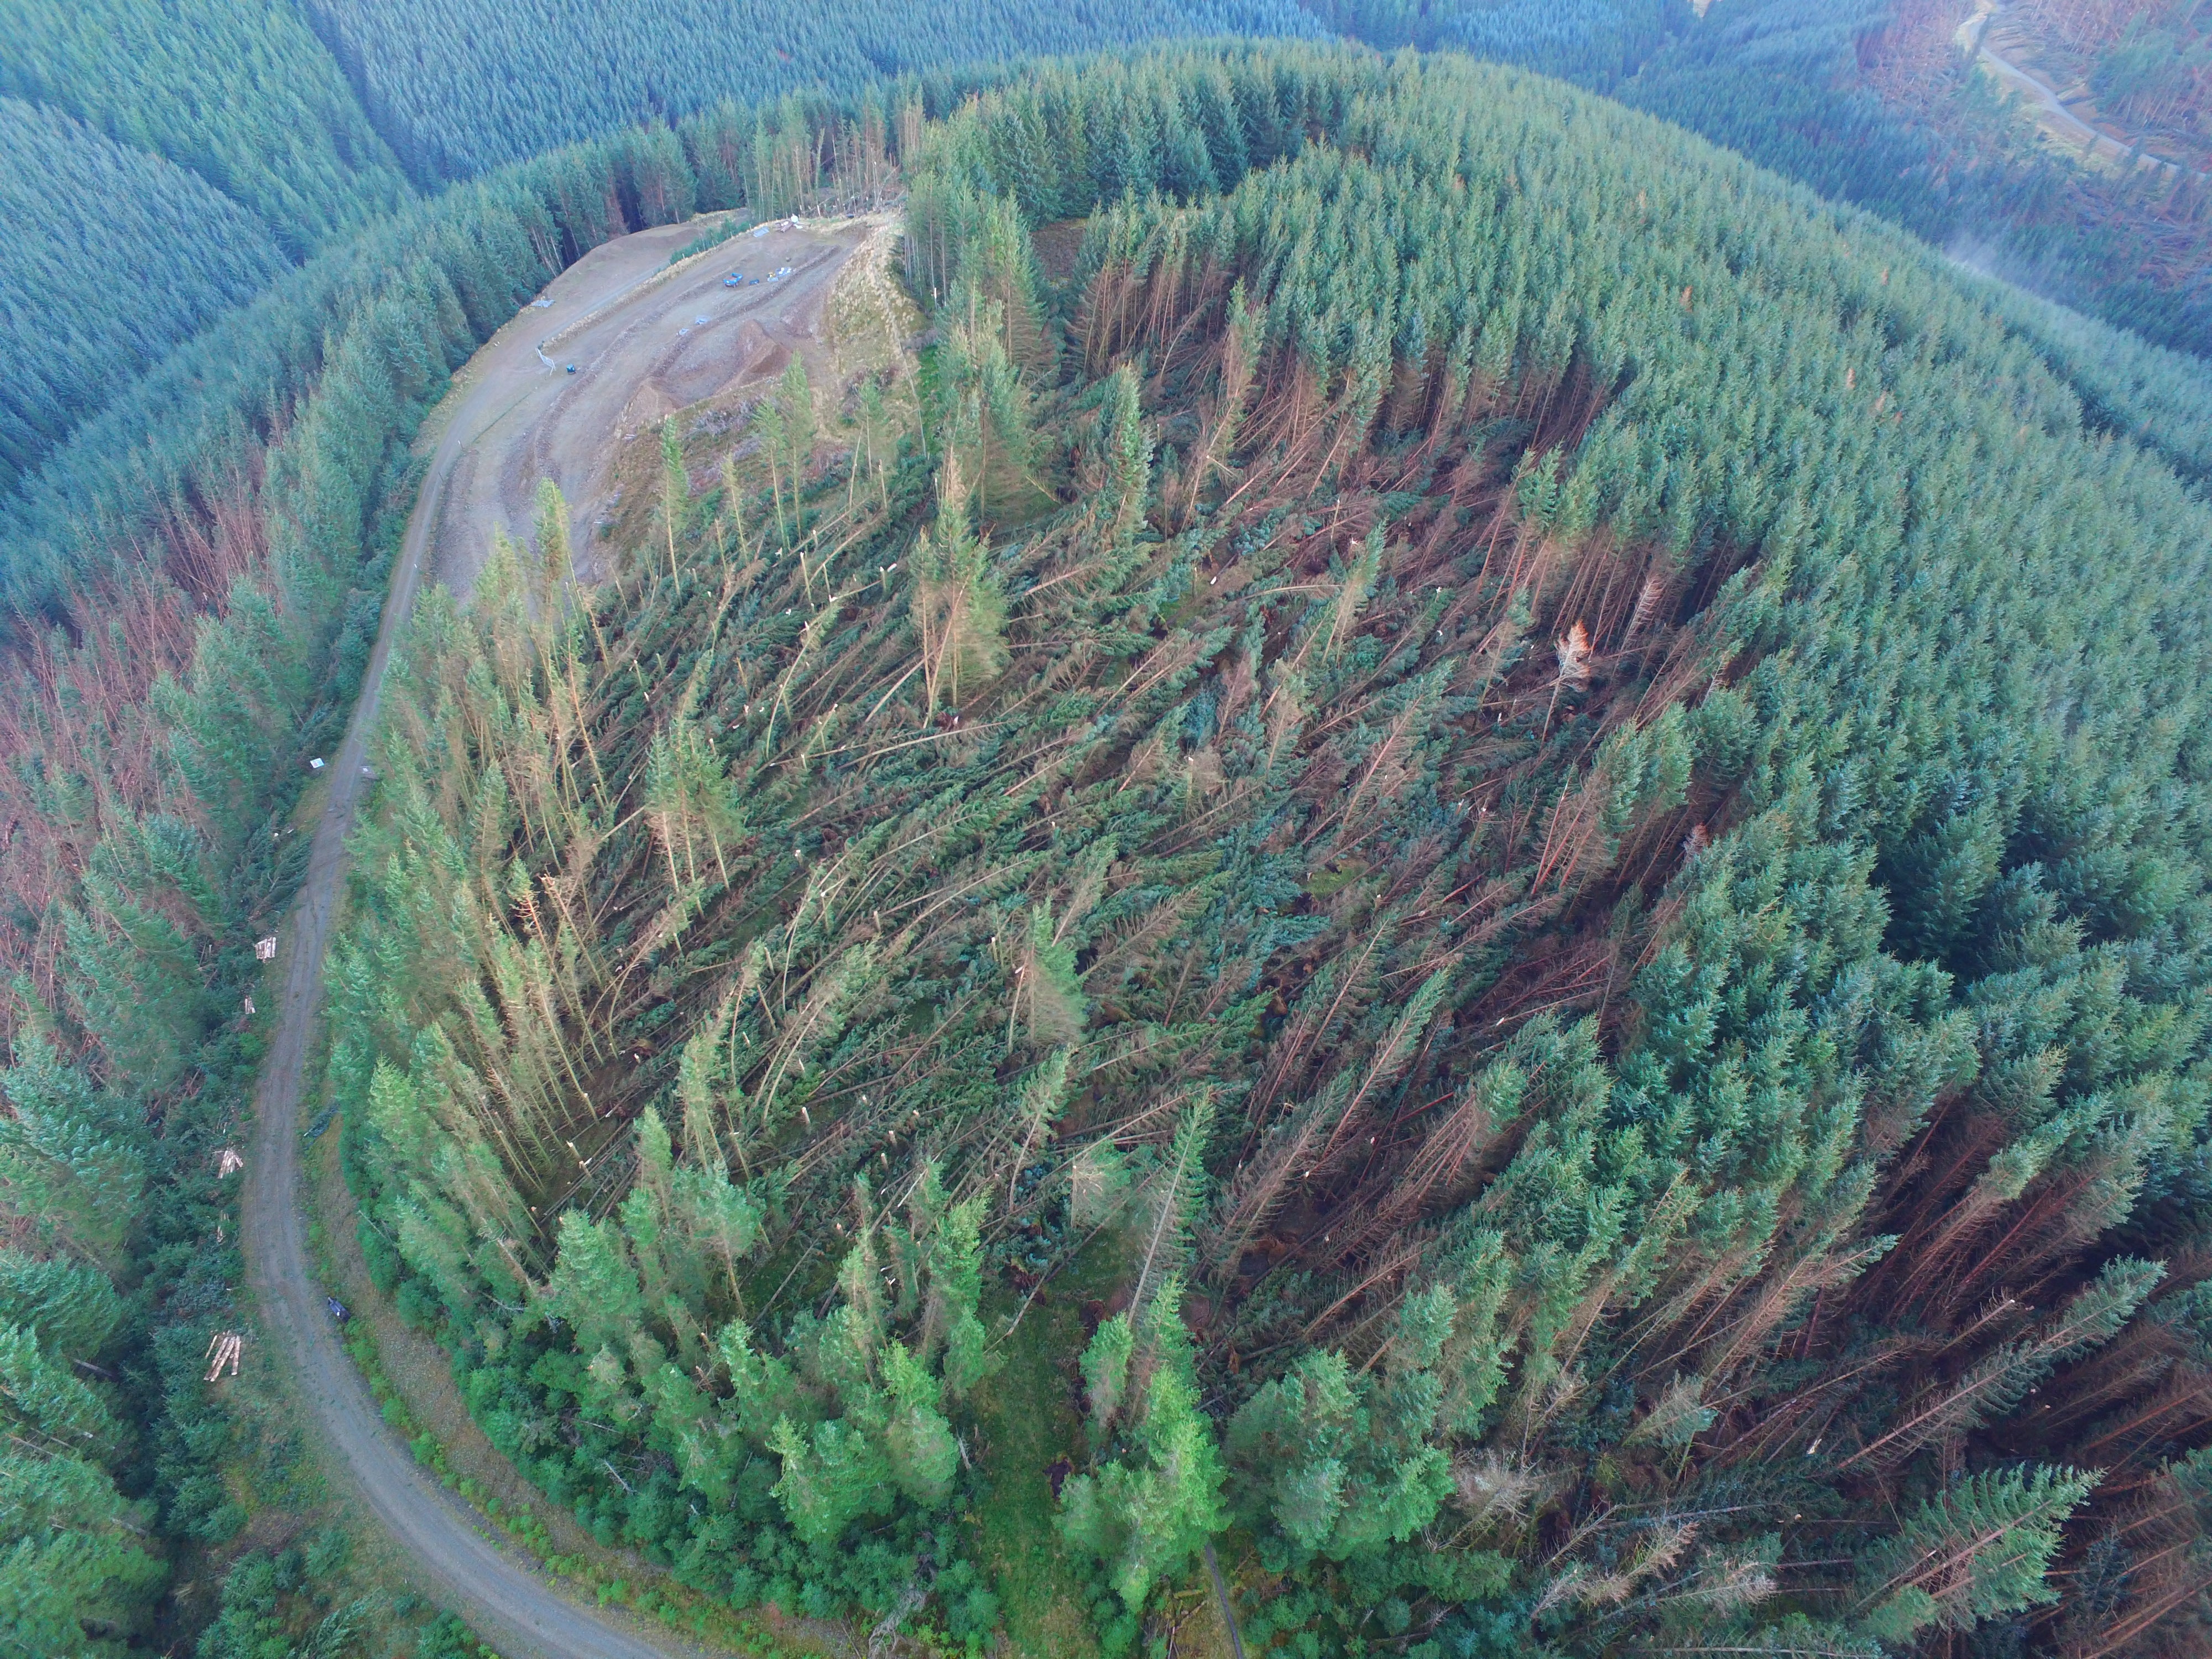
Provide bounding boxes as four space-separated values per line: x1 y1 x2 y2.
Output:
1060 1280 1228 1613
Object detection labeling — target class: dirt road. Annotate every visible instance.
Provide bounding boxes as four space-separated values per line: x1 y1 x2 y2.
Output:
242 215 868 1659
1971 4 2201 178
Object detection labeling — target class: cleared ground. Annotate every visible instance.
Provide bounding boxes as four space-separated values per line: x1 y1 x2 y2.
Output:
425 214 874 592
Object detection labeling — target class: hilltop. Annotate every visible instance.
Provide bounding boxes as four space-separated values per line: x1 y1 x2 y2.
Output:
4 12 2212 1659
317 45 2212 1657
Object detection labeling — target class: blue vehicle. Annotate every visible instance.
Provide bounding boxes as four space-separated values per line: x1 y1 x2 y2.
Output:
723 272 744 287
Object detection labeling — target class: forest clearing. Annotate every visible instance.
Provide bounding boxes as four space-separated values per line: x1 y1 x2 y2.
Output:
418 216 874 596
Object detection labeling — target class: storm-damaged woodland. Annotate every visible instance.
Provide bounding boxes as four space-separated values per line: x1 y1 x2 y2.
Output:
316 45 2212 1658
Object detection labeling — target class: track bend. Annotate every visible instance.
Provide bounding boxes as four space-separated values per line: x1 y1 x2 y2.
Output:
242 215 867 1659
1971 4 2203 178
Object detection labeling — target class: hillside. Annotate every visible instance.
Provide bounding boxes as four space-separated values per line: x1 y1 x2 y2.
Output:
4 0 2203 594
1298 0 2212 360
0 11 2209 1659
0 0 410 495
298 0 1323 183
0 84 936 1659
312 44 2212 1658
0 0 414 249
0 97 291 498
2007 0 2210 171
0 0 1318 577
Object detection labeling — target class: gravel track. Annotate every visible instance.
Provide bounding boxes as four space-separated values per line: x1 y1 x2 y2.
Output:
241 215 867 1659
427 217 867 591
1973 4 2203 178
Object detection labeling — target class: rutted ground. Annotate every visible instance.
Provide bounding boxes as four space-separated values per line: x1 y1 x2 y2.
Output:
242 214 881 1659
424 215 878 593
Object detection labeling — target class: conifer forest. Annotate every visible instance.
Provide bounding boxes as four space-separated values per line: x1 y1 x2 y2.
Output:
2 7 2211 1659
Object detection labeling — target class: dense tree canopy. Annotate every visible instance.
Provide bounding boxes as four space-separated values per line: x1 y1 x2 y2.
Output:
298 0 1323 183
325 42 2212 1658
1613 0 2212 358
0 77 944 1658
0 0 1318 563
1306 0 1674 84
1299 1 2212 357
0 0 411 251
0 6 2207 1656
0 97 290 499
7 0 2201 599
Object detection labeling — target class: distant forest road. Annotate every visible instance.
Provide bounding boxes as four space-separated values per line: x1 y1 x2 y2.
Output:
1974 3 2203 178
241 215 866 1659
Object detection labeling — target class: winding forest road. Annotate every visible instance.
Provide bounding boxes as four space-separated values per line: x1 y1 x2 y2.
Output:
241 214 867 1659
1971 4 2202 178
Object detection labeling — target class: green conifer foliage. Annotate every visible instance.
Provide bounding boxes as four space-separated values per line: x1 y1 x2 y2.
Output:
298 0 1322 183
0 0 410 248
325 42 2212 1655
1058 1280 1228 1612
910 456 1010 712
1855 1466 2098 1644
0 98 293 498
